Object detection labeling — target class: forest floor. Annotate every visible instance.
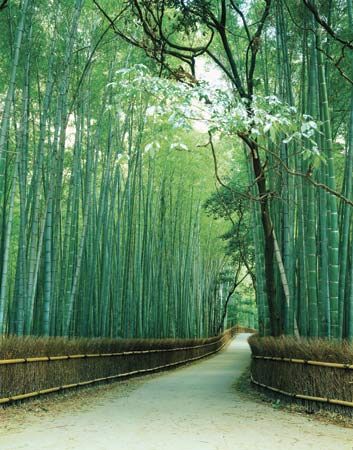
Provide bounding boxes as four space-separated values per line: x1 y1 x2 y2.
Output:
1 334 353 450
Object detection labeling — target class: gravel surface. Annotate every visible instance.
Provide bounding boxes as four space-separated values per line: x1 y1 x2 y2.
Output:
1 334 353 450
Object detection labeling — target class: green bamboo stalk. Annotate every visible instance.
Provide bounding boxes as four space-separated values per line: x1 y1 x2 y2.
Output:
316 27 339 338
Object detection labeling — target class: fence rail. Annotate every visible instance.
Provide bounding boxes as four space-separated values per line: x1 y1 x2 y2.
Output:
252 354 353 370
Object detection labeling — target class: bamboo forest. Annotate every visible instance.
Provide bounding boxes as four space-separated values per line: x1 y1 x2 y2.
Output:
1 0 353 344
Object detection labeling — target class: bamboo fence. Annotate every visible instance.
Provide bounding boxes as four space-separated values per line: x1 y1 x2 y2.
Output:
0 330 237 405
251 355 353 410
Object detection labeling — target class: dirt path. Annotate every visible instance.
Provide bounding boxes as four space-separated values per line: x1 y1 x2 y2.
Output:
1 334 353 450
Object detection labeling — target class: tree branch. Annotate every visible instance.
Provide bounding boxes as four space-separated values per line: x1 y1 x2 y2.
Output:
255 139 353 208
303 0 353 51
216 268 249 335
198 132 257 202
0 0 9 11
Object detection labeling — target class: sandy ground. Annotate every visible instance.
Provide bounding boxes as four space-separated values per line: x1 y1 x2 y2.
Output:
1 334 353 450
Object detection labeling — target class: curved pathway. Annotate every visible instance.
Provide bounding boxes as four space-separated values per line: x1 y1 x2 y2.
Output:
1 334 353 450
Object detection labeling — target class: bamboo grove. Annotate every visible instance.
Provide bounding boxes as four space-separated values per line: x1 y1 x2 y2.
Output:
102 0 353 341
258 0 353 339
3 0 353 342
0 1 232 339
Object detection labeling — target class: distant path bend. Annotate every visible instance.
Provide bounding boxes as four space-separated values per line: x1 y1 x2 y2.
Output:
1 333 353 450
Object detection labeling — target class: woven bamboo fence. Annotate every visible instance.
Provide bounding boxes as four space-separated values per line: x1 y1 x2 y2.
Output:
250 353 353 415
0 327 244 405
